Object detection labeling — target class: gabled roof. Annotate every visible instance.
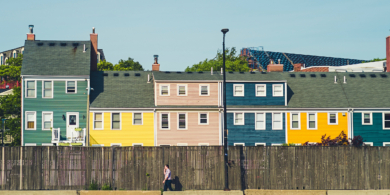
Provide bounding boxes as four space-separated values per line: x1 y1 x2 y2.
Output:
153 71 222 81
90 71 154 108
21 40 91 76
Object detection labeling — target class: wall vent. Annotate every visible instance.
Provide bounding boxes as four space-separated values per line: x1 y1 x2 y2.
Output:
349 74 356 78
250 72 256 74
49 43 55 46
72 43 79 47
37 43 44 46
300 74 306 78
370 74 376 78
380 74 388 78
135 73 141 76
187 72 193 74
359 74 366 78
124 73 130 76
60 43 67 46
320 74 326 78
290 74 296 77
176 72 182 74
113 73 119 76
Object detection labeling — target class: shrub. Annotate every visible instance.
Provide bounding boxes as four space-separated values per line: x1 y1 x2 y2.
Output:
88 180 98 190
102 183 112 190
303 131 364 147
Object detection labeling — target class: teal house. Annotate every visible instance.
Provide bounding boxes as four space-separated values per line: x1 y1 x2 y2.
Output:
21 27 99 146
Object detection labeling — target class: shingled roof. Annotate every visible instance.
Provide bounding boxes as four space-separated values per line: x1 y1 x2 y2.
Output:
153 71 222 81
21 40 91 76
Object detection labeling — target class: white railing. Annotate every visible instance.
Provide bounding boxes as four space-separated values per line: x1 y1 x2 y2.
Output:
51 128 60 143
71 128 86 146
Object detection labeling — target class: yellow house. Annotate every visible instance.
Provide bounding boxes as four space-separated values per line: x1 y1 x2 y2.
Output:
287 112 349 144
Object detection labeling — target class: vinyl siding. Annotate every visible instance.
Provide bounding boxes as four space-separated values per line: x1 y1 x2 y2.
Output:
89 112 154 146
353 112 390 146
23 80 88 145
226 83 285 106
227 112 286 146
287 112 348 144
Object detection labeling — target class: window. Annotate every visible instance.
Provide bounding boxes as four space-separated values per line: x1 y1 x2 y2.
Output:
161 113 169 129
328 113 338 125
160 85 170 96
234 143 245 146
256 84 266 97
272 113 282 130
271 143 282 146
364 142 373 146
255 113 265 130
133 113 142 125
26 80 36 98
177 85 187 96
307 113 317 129
0 56 2 65
25 112 36 130
233 84 244 96
383 113 390 129
272 84 283 97
159 144 171 147
42 81 53 98
255 143 266 146
177 143 188 146
94 113 103 130
178 113 187 129
111 113 121 130
66 81 76 93
199 85 209 96
198 143 209 146
234 113 244 125
132 143 143 146
25 143 37 146
110 143 122 147
291 113 300 129
199 113 208 125
42 143 53 146
92 144 104 147
362 113 372 125
42 112 53 130
383 142 390 147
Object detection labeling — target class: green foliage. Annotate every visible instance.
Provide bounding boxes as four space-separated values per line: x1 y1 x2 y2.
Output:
0 87 21 146
185 47 250 72
88 180 98 190
282 143 297 146
97 60 114 71
101 183 112 190
0 54 23 81
97 58 144 71
362 58 386 63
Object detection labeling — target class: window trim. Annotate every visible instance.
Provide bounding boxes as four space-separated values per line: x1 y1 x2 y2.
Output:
272 112 283 130
199 84 210 96
233 84 244 97
132 143 143 146
110 143 122 146
93 112 104 130
255 143 266 146
41 111 53 131
12 50 17 58
234 112 245 125
0 54 3 65
65 80 77 94
177 143 188 146
177 84 187 96
255 84 266 97
42 80 54 98
177 112 188 130
110 112 121 130
272 84 283 97
290 113 300 130
160 113 170 130
234 143 245 146
160 84 170 96
255 112 266 130
92 144 104 147
307 113 318 130
383 112 390 130
362 112 373 125
328 112 338 125
25 143 37 146
271 143 282 146
198 112 209 125
25 111 36 130
159 144 171 146
364 142 373 146
132 112 143 125
25 80 37 98
383 142 390 146
198 143 209 146
42 143 53 146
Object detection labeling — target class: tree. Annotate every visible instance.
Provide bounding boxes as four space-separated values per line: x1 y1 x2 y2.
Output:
97 58 144 71
0 87 21 146
0 54 23 81
185 47 250 72
97 60 114 71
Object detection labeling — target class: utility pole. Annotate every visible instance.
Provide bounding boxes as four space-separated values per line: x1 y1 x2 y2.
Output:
221 28 229 191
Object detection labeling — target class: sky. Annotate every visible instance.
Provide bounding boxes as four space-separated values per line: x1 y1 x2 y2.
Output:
1 0 389 71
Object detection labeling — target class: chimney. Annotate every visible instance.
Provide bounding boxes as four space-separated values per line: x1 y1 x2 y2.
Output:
152 55 160 71
293 63 303 72
27 25 35 41
267 64 284 72
90 27 98 71
387 36 390 72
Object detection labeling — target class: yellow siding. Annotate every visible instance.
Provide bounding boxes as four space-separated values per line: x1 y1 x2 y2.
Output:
287 112 348 144
89 112 154 146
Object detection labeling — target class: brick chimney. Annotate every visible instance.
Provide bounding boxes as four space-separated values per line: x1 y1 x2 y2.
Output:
267 63 284 72
387 36 390 72
152 55 160 71
293 63 303 72
90 27 98 71
27 25 35 41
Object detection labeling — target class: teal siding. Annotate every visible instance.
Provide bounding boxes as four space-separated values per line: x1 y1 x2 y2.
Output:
23 80 88 145
353 112 390 146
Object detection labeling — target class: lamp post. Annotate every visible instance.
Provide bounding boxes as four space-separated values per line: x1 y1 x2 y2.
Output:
221 28 229 191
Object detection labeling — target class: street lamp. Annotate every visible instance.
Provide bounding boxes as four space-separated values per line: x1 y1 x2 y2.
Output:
221 28 229 191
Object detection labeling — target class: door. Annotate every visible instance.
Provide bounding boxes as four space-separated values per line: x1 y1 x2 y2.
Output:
66 112 79 138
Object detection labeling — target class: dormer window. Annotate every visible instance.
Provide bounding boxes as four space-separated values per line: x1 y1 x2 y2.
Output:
199 85 209 96
256 84 266 96
272 84 283 97
233 84 244 96
160 85 170 96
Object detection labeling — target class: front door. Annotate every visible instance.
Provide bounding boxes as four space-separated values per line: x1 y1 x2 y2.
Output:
66 112 79 139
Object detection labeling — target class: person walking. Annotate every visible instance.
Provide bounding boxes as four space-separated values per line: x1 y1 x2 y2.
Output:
163 164 173 191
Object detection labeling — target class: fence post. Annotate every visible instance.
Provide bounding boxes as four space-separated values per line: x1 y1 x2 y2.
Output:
1 147 4 190
19 147 22 190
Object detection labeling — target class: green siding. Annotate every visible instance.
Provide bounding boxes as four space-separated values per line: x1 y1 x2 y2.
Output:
23 80 88 145
353 112 390 146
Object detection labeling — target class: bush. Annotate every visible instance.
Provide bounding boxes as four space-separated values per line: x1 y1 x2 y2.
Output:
88 180 98 190
303 131 364 147
102 183 112 190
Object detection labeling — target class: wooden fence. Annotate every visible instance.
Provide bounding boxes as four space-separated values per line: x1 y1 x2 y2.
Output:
0 146 389 190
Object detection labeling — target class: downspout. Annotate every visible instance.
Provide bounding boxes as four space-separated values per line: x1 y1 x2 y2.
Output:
86 78 90 146
21 75 24 146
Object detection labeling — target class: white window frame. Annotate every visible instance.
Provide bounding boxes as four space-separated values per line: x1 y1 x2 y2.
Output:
177 113 188 130
42 143 53 146
160 113 170 130
199 84 210 96
41 111 53 131
290 113 300 130
272 84 283 97
234 143 245 146
328 112 338 125
233 84 244 97
255 143 266 146
362 112 372 125
12 51 17 58
25 111 36 130
271 143 282 146
25 80 37 98
160 84 170 96
159 144 171 146
132 112 143 125
364 142 373 146
255 84 266 97
177 84 187 96
272 112 283 130
383 142 390 146
93 112 104 130
92 144 104 147
25 143 37 146
198 113 209 125
234 112 245 125
198 143 209 146
110 143 122 147
111 112 121 130
65 80 77 94
255 112 266 130
4 57 8 65
132 143 143 146
383 112 390 130
307 113 317 130
0 54 3 65
42 80 54 98
177 143 188 146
